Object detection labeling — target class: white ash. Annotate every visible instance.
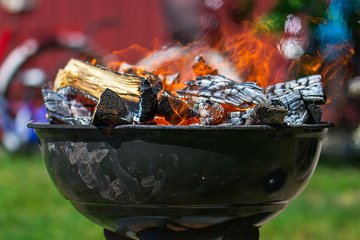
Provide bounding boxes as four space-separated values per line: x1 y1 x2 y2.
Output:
179 74 325 125
266 75 325 104
198 99 225 125
266 75 325 124
244 100 288 125
177 75 266 109
226 110 253 126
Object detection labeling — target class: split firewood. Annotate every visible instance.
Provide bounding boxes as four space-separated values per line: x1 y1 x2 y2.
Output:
177 75 266 109
92 88 133 127
53 59 158 123
157 91 197 125
118 62 161 86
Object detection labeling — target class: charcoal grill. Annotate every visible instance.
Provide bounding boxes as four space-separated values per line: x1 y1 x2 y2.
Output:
28 122 331 239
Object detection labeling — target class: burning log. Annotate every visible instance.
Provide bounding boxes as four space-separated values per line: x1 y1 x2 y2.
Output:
224 100 288 126
266 75 325 103
198 99 226 125
43 57 326 127
225 111 251 126
118 62 161 86
157 91 197 125
271 91 308 124
266 75 325 124
244 100 288 125
92 88 133 127
53 59 158 123
177 75 266 109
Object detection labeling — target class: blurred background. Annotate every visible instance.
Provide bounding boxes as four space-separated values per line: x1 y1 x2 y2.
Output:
0 0 359 239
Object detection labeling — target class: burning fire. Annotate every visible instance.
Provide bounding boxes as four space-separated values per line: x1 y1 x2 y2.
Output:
43 1 359 127
105 8 356 126
103 20 307 125
110 21 289 90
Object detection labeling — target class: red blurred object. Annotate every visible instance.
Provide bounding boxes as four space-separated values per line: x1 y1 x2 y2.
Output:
0 0 167 106
0 27 13 62
0 0 167 151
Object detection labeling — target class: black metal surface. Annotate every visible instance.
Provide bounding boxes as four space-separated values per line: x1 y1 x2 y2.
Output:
104 217 260 240
28 122 331 238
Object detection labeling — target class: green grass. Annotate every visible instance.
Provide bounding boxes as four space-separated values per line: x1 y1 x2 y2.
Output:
0 151 103 240
0 151 359 240
262 165 360 240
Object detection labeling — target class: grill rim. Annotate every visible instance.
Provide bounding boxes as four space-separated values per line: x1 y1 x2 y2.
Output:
27 121 333 131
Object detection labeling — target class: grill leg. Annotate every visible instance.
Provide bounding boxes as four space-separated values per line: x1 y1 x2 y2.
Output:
104 228 178 240
104 226 259 240
104 229 132 240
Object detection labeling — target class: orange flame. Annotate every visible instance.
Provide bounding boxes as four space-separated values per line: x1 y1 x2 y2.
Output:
106 19 357 125
220 22 287 87
287 42 354 124
192 56 218 76
108 21 290 91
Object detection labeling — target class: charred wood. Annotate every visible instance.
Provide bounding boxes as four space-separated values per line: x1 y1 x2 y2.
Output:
57 86 98 112
92 88 133 127
305 104 322 124
268 90 308 124
138 80 159 123
225 111 251 125
224 100 287 126
157 91 197 125
266 75 326 125
198 99 225 125
42 89 91 125
245 100 288 125
266 75 325 104
177 75 266 109
53 59 158 123
285 109 308 125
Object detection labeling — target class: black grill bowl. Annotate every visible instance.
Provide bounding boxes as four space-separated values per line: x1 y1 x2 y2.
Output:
28 122 331 235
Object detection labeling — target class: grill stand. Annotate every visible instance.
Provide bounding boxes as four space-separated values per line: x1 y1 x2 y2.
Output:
104 218 259 240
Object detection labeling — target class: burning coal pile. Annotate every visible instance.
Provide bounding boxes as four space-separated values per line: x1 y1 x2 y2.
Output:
42 57 325 127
